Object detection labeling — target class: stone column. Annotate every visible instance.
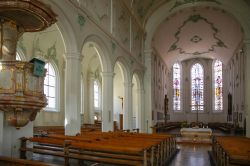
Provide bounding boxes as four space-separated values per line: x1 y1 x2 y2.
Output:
137 88 145 133
123 82 133 130
244 40 250 137
64 52 82 136
144 49 153 133
88 73 95 124
101 72 114 131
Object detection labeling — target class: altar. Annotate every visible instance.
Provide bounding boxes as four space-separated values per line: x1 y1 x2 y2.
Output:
180 128 212 143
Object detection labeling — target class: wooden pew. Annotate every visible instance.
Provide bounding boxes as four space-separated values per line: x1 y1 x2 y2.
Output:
212 136 250 166
0 156 60 166
20 132 176 166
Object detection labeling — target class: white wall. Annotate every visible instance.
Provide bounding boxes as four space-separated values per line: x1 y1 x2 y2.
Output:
226 47 245 127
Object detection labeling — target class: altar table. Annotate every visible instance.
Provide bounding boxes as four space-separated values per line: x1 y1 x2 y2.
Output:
180 128 212 143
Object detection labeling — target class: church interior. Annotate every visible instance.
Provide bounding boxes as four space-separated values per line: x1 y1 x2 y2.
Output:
0 0 250 165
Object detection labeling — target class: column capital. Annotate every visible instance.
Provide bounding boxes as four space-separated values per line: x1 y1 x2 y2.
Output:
64 52 82 61
101 72 115 77
124 82 133 87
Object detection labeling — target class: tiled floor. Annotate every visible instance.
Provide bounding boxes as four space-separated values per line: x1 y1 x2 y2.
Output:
169 144 212 166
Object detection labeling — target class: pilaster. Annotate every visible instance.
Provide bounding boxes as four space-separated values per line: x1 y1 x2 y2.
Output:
101 72 115 131
88 73 95 124
144 49 154 133
123 82 133 130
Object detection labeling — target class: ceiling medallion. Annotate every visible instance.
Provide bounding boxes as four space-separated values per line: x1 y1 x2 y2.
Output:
168 14 227 55
190 35 202 43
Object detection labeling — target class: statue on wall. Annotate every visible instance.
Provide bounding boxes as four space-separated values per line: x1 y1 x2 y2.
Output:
164 94 169 125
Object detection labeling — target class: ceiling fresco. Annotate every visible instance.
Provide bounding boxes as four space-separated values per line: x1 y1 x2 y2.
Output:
152 6 243 67
168 14 227 55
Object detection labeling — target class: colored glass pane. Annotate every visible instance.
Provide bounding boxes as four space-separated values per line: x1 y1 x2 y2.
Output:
173 63 181 111
214 60 223 111
191 63 204 111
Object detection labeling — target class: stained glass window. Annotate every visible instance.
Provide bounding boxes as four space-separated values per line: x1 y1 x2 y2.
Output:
173 63 181 111
44 63 57 111
214 60 223 111
94 80 99 108
191 63 204 111
16 53 21 61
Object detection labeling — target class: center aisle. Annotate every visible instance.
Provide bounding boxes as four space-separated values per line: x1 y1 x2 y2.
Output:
169 144 211 166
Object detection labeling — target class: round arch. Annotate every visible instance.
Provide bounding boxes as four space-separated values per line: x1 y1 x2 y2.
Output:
45 0 79 56
82 35 113 73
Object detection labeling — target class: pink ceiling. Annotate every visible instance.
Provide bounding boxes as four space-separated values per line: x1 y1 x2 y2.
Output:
152 6 243 67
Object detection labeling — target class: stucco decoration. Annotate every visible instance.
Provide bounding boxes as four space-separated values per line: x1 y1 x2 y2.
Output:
78 14 86 28
132 0 169 23
168 14 227 55
115 2 130 50
132 20 143 63
85 0 110 32
111 41 116 53
153 6 243 67
170 0 221 11
33 38 58 65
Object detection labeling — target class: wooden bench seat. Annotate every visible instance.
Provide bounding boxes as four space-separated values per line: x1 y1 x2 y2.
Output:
20 132 176 166
0 156 60 166
212 136 250 166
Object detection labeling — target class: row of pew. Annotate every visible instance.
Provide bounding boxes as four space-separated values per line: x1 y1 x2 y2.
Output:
20 131 177 166
151 122 182 133
33 125 101 136
212 136 250 166
0 156 60 166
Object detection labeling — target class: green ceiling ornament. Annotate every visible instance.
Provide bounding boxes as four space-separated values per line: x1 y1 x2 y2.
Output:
46 42 58 65
168 14 227 55
170 0 221 11
78 14 86 28
111 41 116 52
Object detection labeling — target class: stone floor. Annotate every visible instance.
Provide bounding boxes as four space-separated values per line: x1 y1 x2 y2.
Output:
169 144 211 166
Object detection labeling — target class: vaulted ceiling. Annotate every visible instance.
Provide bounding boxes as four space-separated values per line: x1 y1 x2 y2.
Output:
130 0 245 68
152 6 243 67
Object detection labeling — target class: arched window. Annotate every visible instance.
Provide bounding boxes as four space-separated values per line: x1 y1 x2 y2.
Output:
80 74 84 114
173 63 181 111
214 60 223 111
191 63 204 111
44 62 58 111
16 53 21 61
94 80 100 109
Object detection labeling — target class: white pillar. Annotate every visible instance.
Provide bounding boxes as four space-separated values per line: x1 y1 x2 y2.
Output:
124 82 133 130
83 78 90 124
102 72 114 131
137 88 145 133
88 73 95 124
64 53 82 136
144 49 153 133
244 40 250 137
2 122 33 158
